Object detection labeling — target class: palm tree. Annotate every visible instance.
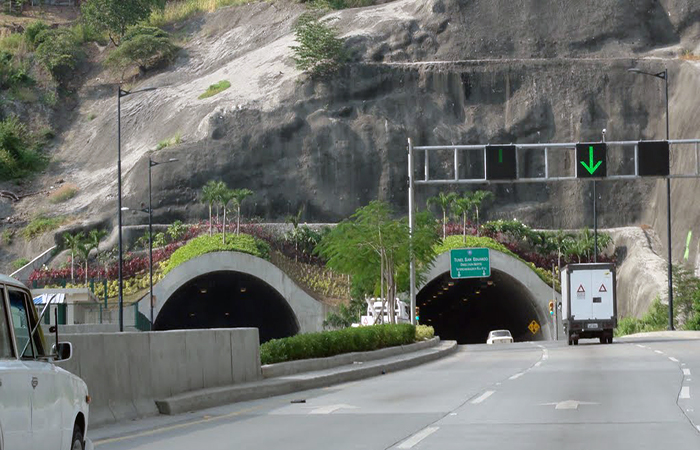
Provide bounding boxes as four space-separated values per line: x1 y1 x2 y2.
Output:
218 188 235 244
87 229 107 278
285 206 304 262
580 228 595 261
452 196 474 244
427 192 457 240
553 229 575 269
467 190 494 236
230 188 254 235
76 239 93 287
201 180 219 236
63 232 84 283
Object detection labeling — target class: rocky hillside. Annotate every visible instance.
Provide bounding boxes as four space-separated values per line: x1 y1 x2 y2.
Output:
1 0 700 282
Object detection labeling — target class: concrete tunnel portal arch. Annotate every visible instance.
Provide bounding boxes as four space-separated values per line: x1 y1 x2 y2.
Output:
418 249 558 344
140 251 329 342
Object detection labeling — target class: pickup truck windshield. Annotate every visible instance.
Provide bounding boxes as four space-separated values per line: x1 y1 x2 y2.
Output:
8 288 46 359
491 331 511 337
0 287 13 358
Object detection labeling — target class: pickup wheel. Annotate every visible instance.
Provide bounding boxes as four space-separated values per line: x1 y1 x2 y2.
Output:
71 426 84 450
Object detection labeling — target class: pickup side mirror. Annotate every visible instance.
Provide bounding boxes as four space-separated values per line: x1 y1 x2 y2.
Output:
52 342 72 362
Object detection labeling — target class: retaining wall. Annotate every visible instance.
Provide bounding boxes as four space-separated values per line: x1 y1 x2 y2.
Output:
53 328 261 427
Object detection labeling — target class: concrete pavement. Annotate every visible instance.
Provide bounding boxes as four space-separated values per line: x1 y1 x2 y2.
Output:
91 336 700 449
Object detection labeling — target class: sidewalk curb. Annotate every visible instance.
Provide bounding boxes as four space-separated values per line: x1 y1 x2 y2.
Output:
156 340 458 415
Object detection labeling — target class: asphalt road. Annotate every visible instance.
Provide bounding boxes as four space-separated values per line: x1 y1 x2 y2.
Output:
91 335 700 450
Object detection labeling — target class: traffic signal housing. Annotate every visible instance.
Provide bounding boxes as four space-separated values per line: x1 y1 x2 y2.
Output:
576 142 607 178
415 306 420 322
637 140 670 177
485 145 517 180
549 301 554 315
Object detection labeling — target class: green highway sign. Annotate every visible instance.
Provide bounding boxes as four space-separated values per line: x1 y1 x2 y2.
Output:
575 142 607 178
450 248 491 279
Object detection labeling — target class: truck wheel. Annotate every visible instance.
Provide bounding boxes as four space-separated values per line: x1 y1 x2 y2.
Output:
608 336 613 344
573 339 579 346
599 337 605 344
71 426 84 450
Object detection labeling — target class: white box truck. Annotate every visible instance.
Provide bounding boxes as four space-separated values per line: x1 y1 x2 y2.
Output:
561 263 617 345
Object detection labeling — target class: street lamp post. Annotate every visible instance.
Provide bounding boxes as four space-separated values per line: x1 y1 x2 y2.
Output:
117 86 157 332
148 158 178 329
628 67 673 330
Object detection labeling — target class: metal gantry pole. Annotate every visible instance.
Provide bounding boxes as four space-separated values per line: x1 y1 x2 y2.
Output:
117 87 124 333
148 158 154 330
408 138 417 326
593 180 597 263
665 68 674 331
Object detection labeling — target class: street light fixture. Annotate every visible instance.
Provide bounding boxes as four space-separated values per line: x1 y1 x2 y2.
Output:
147 157 178 329
117 86 157 332
628 67 673 330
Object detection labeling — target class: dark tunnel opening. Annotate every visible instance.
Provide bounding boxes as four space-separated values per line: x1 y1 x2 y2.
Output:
417 270 544 344
153 271 300 343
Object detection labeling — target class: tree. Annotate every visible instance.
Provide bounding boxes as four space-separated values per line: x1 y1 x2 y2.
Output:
672 264 700 326
218 188 235 244
87 229 107 277
81 0 166 47
466 190 494 236
104 25 178 80
552 229 575 269
229 188 254 235
35 28 83 86
316 201 439 324
290 12 347 78
452 196 473 244
63 232 84 282
427 192 457 240
76 239 93 287
285 206 305 262
201 180 219 236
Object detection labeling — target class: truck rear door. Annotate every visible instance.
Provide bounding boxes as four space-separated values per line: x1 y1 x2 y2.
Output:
590 269 614 320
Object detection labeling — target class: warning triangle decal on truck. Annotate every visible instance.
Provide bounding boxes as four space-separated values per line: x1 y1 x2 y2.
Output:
577 285 585 293
599 284 607 292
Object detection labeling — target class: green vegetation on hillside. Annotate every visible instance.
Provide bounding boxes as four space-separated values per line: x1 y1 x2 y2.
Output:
291 12 347 78
0 116 48 180
161 233 271 275
22 215 66 241
149 0 248 27
198 80 231 99
82 0 166 46
105 25 179 79
49 184 79 204
260 323 415 364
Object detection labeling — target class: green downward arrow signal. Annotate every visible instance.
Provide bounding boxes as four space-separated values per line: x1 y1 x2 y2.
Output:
580 146 602 175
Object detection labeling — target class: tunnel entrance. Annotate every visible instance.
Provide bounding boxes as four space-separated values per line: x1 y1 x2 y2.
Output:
153 270 300 342
417 270 543 344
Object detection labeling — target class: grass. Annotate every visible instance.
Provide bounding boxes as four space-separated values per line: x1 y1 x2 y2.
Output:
198 80 231 99
22 215 66 241
155 132 182 150
1 229 13 246
161 233 271 275
680 49 700 61
149 0 249 27
0 32 29 55
48 183 78 204
86 113 97 121
11 258 30 270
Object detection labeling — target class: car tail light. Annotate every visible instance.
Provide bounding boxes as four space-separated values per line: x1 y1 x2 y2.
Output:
86 395 91 404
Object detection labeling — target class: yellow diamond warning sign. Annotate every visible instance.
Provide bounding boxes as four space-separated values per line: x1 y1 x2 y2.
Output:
528 320 540 334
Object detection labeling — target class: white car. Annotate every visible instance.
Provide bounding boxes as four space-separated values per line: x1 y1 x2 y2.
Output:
487 330 514 344
0 274 93 450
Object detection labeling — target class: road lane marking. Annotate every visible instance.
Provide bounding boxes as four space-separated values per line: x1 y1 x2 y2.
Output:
680 386 691 399
94 404 265 446
397 427 439 449
636 344 646 348
471 391 495 404
655 350 664 354
309 404 357 415
669 357 679 362
534 361 542 367
509 373 524 380
683 369 691 376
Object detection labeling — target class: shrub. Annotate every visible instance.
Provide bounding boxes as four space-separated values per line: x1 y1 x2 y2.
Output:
260 323 415 364
614 297 669 337
35 28 84 85
155 132 181 150
198 80 230 99
415 324 434 341
0 33 28 55
2 229 13 246
105 25 178 78
161 233 271 274
149 0 247 27
24 21 49 49
22 215 66 241
0 116 47 180
291 13 347 78
11 258 30 270
48 184 78 204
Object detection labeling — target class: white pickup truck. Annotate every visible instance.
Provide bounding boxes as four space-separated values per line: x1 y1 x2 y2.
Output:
0 274 93 450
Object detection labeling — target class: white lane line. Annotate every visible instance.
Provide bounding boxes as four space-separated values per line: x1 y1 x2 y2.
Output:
397 427 439 449
534 361 542 367
680 386 691 399
697 425 700 433
636 344 646 348
669 357 679 362
683 369 691 376
655 350 664 354
509 373 524 380
471 391 495 404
